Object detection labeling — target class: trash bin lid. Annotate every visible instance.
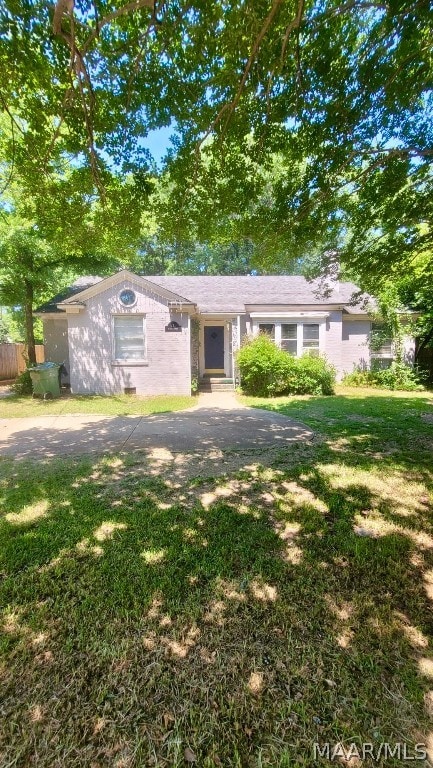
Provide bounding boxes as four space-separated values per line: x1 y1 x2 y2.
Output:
29 361 60 371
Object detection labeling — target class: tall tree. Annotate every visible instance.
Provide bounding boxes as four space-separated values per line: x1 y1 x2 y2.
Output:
0 127 148 361
0 0 431 287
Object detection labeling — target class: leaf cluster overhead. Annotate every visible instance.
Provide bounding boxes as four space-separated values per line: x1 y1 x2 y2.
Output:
0 0 431 286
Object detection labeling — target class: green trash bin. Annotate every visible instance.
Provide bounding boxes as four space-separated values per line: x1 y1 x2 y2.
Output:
29 362 61 399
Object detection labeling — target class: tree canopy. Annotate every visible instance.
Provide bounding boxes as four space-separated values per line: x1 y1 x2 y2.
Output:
0 113 147 361
0 0 432 343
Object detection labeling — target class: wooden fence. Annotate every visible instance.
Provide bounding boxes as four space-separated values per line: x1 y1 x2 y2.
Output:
0 343 45 381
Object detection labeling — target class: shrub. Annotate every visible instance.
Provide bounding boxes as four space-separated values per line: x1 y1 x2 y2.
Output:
343 362 424 391
12 369 33 395
342 369 377 387
236 333 292 397
374 361 424 391
286 354 336 396
237 334 336 397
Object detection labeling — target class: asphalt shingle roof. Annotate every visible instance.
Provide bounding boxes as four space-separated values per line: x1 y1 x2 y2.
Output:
146 275 366 313
36 274 368 314
35 276 104 313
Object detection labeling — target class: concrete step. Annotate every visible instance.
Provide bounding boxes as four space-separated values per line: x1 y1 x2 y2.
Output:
199 378 235 392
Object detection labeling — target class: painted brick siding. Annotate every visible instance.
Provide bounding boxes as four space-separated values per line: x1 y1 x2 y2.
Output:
239 315 248 342
67 279 191 395
43 319 70 378
341 320 371 375
323 310 343 375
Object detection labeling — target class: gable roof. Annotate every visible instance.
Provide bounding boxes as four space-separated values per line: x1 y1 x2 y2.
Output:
35 272 371 315
145 275 369 314
35 271 194 314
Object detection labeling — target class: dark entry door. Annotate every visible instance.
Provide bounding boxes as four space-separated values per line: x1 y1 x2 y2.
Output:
204 325 224 372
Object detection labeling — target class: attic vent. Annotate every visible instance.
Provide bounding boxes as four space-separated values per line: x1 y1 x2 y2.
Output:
124 387 136 395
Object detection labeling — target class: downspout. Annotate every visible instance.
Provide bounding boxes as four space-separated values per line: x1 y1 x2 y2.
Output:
187 314 192 394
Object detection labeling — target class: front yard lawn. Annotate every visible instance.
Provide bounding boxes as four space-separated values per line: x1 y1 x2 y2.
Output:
1 386 433 766
0 392 195 418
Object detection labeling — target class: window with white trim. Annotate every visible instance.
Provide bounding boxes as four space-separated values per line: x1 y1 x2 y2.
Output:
113 315 146 361
302 324 320 354
281 323 297 355
370 322 393 358
258 323 275 340
256 321 322 357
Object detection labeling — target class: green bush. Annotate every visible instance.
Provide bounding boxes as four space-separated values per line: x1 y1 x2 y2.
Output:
236 333 292 397
374 361 424 391
285 353 336 396
342 369 377 387
12 369 33 395
237 334 336 397
343 362 424 391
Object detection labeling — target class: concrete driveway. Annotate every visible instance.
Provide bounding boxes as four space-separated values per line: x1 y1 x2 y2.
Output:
0 393 313 460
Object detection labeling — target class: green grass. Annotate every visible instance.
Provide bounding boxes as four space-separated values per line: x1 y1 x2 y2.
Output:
0 392 195 418
1 386 433 766
241 385 433 453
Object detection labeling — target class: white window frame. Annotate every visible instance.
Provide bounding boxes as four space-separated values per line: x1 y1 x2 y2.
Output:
280 322 298 355
370 323 394 360
254 317 326 357
301 323 321 354
111 314 147 365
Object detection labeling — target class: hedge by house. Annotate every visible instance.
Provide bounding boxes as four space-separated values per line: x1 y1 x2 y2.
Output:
236 334 336 397
342 361 424 391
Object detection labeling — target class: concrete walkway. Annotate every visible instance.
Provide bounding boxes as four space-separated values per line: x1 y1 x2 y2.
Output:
0 392 313 460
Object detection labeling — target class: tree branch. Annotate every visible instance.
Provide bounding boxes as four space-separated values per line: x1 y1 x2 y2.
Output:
0 97 16 195
308 1 388 29
82 0 154 54
197 0 284 152
359 147 433 158
280 0 305 66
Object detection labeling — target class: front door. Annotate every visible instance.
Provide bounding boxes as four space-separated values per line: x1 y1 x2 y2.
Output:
204 325 225 373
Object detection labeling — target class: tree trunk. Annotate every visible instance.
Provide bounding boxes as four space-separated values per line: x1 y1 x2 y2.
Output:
24 279 36 365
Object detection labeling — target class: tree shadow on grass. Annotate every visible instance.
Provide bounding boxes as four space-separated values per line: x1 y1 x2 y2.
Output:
1 447 433 766
252 392 433 467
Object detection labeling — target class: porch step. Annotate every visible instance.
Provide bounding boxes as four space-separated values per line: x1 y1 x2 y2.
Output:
199 377 235 392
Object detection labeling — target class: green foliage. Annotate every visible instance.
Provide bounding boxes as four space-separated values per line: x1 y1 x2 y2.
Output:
0 310 31 343
133 237 259 276
11 369 32 396
151 4 432 286
0 317 10 343
237 334 335 397
0 0 430 290
374 363 424 392
341 369 376 388
0 115 146 354
343 362 424 392
237 334 291 397
284 353 336 397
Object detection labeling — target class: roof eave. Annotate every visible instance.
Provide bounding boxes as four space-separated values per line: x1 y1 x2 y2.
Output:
168 301 197 313
245 303 347 311
56 302 86 314
33 311 64 318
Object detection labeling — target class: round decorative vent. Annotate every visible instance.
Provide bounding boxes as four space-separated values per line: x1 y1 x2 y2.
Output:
119 289 136 307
